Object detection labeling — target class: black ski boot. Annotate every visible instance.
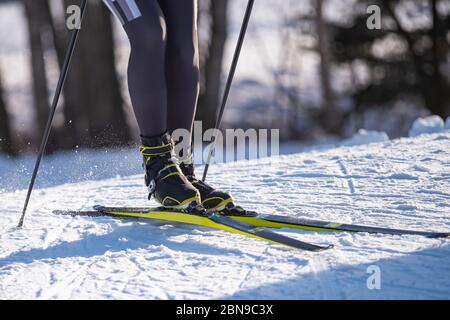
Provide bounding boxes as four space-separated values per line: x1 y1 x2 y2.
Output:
140 133 201 209
179 161 234 211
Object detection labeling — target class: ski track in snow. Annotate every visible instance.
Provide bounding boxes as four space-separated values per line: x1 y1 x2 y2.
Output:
1 133 450 299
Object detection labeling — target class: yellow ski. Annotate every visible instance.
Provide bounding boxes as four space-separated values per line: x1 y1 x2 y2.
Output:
53 206 332 252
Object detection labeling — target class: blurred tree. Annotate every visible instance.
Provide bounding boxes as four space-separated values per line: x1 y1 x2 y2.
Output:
196 0 229 132
50 0 82 149
330 0 450 119
0 74 14 155
19 0 131 151
55 0 131 148
23 0 59 152
315 0 339 134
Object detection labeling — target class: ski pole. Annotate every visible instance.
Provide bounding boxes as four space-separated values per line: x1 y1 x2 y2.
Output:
17 0 88 228
202 0 255 182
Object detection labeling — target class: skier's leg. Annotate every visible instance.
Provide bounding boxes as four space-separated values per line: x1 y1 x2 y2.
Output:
103 0 167 137
104 0 200 208
157 0 200 140
157 0 233 211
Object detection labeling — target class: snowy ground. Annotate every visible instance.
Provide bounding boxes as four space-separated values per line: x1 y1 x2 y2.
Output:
1 131 450 300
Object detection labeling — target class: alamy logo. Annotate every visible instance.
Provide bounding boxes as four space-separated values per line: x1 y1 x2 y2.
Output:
366 265 381 290
173 121 280 165
66 5 82 30
367 5 382 30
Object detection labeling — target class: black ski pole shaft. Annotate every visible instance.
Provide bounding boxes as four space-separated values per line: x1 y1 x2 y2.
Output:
202 0 255 182
17 0 88 228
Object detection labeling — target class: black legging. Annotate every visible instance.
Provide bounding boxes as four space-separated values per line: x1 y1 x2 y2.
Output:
103 0 199 140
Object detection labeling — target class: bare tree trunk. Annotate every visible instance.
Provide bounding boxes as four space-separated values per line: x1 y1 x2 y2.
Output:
23 0 57 150
51 0 88 149
46 0 79 148
196 0 229 132
56 0 131 148
0 74 14 155
315 0 340 134
428 0 450 117
82 1 131 146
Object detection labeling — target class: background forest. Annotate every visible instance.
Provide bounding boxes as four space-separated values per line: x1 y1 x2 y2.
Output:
0 0 449 157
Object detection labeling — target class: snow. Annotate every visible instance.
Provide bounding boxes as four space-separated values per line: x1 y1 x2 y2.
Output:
1 132 450 299
0 148 142 192
445 117 450 131
408 115 446 137
341 129 389 147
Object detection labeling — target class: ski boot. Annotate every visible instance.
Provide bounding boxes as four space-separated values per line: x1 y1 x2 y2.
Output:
179 159 234 212
140 133 201 210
